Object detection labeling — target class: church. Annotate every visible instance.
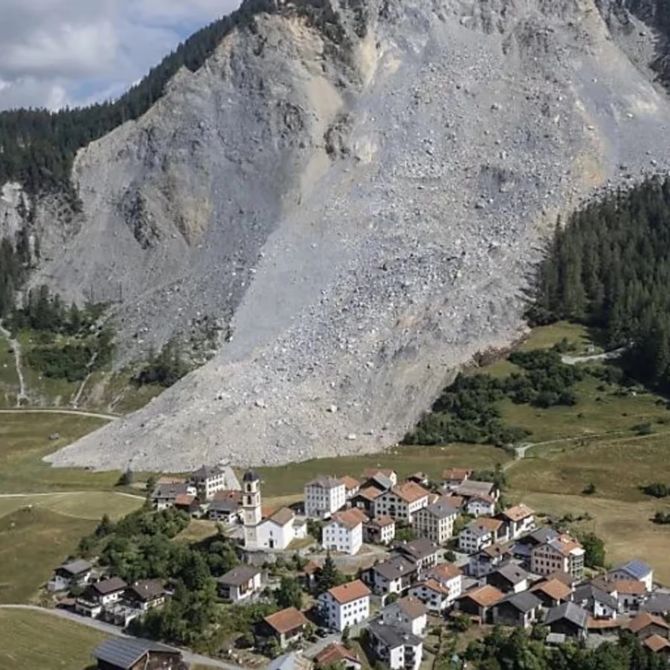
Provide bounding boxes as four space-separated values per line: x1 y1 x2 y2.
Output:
242 470 307 551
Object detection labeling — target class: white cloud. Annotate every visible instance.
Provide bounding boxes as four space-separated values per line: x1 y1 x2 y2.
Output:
0 0 242 111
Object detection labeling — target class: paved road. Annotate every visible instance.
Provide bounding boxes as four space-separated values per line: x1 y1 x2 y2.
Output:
0 407 119 420
0 605 241 669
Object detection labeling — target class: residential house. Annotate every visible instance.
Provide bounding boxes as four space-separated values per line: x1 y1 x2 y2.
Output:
374 482 430 523
190 464 230 500
75 577 127 618
469 543 512 578
125 579 166 612
318 580 371 632
362 469 399 488
413 498 459 545
499 504 535 540
340 476 361 500
298 560 320 592
531 579 574 608
364 516 396 545
151 481 196 511
608 580 647 612
305 476 346 519
261 607 310 649
381 596 428 637
92 638 184 670
456 585 504 623
351 487 383 516
544 602 589 639
217 565 262 603
442 469 473 491
365 556 418 598
644 635 670 656
572 584 619 620
487 564 530 595
174 493 200 516
208 498 241 523
394 538 440 572
512 526 559 563
267 652 313 670
642 594 670 616
458 518 503 554
48 559 93 592
410 580 453 614
424 563 463 604
626 612 670 640
323 509 367 555
453 480 499 502
367 620 423 670
609 560 654 592
492 592 542 629
314 642 362 670
465 494 497 517
530 533 585 580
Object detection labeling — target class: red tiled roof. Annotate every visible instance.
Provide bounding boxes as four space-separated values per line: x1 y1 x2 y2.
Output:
442 468 472 481
264 607 309 635
428 563 462 581
532 578 572 602
390 481 430 504
460 585 504 608
174 494 196 506
340 475 361 491
627 612 670 634
327 580 371 605
315 642 359 667
501 504 534 522
330 509 367 530
645 634 670 653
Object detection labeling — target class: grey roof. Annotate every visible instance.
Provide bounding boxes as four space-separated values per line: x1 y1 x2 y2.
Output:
573 584 618 611
368 620 422 649
373 556 417 581
396 537 439 560
545 602 589 629
306 475 343 489
499 591 542 613
152 482 189 498
528 527 559 545
192 464 224 479
128 579 165 602
60 559 92 576
266 652 312 670
369 473 394 490
464 521 492 538
92 638 178 669
209 499 240 513
91 577 127 596
641 594 670 614
454 480 496 497
614 560 652 580
423 500 459 519
218 565 261 586
494 563 530 585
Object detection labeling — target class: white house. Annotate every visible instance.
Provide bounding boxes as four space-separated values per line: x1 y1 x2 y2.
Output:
381 596 428 637
609 561 654 592
373 482 430 523
305 476 346 519
190 464 230 500
442 468 473 491
367 620 423 670
423 563 463 604
499 504 535 540
318 580 371 631
465 494 497 517
365 556 418 598
364 516 396 545
531 533 585 580
323 509 366 555
340 476 361 500
413 498 459 545
75 577 127 618
458 519 500 554
217 565 262 603
410 580 452 613
48 559 93 592
151 481 197 510
454 480 499 502
362 469 399 488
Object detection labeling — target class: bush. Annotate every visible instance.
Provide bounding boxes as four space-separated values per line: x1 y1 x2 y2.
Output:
642 483 670 498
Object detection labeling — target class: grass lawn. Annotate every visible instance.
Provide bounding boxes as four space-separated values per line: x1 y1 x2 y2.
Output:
0 508 97 603
508 431 670 502
517 321 595 353
0 412 117 494
516 491 670 584
0 608 106 670
174 519 220 544
257 443 511 497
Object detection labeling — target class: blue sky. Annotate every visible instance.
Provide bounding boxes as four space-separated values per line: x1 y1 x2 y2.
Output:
0 0 241 111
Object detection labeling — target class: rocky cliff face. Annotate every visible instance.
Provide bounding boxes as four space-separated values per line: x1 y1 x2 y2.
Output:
33 0 670 470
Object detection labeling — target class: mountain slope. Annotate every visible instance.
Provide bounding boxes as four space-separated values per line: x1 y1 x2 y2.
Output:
34 0 670 470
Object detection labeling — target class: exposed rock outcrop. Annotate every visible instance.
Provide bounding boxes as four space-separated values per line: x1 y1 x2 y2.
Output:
32 0 670 470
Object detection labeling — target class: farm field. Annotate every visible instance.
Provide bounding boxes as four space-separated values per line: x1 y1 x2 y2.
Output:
0 608 106 670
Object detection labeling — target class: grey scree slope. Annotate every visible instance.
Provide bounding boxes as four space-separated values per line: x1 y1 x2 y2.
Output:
44 0 670 470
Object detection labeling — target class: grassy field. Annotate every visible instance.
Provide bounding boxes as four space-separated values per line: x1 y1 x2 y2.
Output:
0 412 117 494
0 609 106 670
257 443 511 497
517 492 670 584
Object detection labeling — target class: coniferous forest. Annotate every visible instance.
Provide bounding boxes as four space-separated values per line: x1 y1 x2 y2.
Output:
529 175 670 391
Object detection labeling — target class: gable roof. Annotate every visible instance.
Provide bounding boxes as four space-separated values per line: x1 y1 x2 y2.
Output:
327 580 371 604
266 507 294 527
306 476 343 490
59 559 92 576
460 585 504 608
415 579 450 596
389 481 430 504
454 480 496 498
212 489 242 503
315 642 359 667
545 602 588 629
392 596 428 620
219 565 260 587
500 504 534 522
499 591 542 613
363 468 397 479
442 468 473 481
644 634 670 653
532 578 573 602
367 515 395 528
152 482 190 499
267 652 313 670
368 620 422 649
92 638 177 669
543 533 583 557
481 542 511 559
209 498 240 513
614 560 653 581
422 499 459 519
627 612 670 634
373 556 417 581
642 594 670 615
355 486 383 502
396 537 439 560
174 493 197 506
339 475 361 491
264 607 309 635
427 563 462 581
573 584 618 611
493 563 529 585
612 579 647 595
192 464 224 480
329 508 367 530
128 579 164 602
91 577 127 596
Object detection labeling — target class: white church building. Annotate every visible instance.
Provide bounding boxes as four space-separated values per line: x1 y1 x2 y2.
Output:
243 470 306 551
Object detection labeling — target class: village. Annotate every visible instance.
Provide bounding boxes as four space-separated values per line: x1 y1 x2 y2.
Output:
43 463 670 670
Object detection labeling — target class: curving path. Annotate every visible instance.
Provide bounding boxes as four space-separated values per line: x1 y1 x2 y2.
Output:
0 604 242 670
0 407 119 420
